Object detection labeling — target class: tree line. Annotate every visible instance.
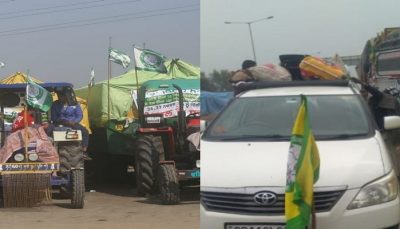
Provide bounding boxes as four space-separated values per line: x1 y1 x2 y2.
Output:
200 70 233 92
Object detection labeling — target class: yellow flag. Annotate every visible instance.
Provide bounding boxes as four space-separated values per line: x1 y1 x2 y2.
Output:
285 95 320 229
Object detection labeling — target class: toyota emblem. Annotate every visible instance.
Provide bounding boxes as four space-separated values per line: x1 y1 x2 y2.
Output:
254 191 277 205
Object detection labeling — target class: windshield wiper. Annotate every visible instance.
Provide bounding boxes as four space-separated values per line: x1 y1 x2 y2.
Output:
218 134 289 141
317 133 367 140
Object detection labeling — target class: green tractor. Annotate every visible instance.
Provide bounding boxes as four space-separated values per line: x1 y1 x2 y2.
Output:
134 79 200 204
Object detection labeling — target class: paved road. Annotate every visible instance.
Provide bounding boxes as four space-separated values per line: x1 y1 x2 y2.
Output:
0 183 200 229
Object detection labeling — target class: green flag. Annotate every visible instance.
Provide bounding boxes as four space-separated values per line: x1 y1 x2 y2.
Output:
109 48 131 68
285 95 320 229
134 47 167 73
26 76 53 112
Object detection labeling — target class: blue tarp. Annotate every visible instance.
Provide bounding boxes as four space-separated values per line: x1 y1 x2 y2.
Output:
200 91 233 115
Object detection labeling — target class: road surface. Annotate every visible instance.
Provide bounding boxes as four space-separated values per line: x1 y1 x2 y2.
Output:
0 182 200 229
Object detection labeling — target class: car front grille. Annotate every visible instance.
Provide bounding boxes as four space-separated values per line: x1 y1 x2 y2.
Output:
201 189 344 215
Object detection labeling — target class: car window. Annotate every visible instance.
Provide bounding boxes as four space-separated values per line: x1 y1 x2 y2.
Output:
204 94 372 141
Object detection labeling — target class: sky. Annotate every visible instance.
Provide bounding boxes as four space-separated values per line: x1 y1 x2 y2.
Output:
201 0 400 75
0 0 199 88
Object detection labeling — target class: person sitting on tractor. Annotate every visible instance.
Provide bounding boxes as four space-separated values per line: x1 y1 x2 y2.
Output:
11 106 35 132
1 106 58 163
50 91 90 159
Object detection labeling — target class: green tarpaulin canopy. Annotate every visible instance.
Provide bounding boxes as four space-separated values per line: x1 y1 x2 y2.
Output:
75 59 200 127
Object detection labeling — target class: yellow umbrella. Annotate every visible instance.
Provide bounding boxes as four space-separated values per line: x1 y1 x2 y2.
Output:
0 72 41 84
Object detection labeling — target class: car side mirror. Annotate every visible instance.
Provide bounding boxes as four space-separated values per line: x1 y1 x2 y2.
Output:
384 116 400 130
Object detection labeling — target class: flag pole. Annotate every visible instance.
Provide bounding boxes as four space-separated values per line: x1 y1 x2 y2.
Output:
312 199 316 229
132 44 141 123
24 71 30 162
87 67 92 106
87 67 93 123
23 103 29 162
108 37 112 121
132 44 140 96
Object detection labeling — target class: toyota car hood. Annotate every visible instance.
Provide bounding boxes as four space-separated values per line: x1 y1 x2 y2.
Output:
201 137 388 189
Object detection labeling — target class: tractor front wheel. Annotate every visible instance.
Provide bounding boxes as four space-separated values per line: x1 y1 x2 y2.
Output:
59 142 83 198
158 164 180 205
70 169 85 209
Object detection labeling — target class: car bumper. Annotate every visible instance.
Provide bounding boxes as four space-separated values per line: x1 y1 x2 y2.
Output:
200 189 400 229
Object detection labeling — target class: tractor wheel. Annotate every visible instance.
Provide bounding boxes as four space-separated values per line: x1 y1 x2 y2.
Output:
70 169 85 209
59 156 71 197
135 136 161 196
153 136 165 161
158 164 180 205
59 142 84 197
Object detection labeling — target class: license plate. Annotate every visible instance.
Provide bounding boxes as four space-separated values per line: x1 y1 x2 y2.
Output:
225 223 286 229
0 162 59 173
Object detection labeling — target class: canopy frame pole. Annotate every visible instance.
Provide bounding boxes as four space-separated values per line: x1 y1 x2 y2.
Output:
107 37 112 121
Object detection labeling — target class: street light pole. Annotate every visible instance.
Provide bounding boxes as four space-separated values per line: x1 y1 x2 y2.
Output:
247 23 256 62
225 16 274 63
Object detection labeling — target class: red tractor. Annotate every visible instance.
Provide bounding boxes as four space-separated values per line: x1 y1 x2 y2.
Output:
134 79 200 204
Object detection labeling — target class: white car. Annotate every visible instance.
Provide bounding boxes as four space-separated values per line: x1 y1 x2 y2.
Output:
200 80 400 229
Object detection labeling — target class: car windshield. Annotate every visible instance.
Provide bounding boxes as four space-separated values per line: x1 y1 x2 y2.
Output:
204 94 372 141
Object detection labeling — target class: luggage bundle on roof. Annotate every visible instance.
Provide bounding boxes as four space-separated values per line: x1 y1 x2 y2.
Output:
230 54 348 95
299 56 345 80
230 63 292 84
280 54 346 80
231 54 346 84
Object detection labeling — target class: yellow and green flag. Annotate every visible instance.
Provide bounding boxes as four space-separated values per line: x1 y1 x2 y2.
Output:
285 95 320 229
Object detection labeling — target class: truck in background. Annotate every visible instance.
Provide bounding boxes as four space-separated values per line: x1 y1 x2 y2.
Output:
359 27 400 89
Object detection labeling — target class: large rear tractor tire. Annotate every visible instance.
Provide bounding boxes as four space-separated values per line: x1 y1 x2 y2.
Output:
70 169 85 209
158 164 180 205
135 136 163 196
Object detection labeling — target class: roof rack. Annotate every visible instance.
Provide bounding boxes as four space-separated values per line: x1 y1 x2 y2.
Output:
235 79 350 95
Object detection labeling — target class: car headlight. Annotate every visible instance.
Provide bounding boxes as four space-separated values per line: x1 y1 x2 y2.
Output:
348 170 398 210
13 153 25 162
